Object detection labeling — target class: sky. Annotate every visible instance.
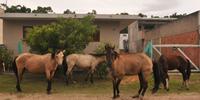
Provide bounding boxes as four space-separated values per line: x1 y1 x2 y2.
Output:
1 0 200 17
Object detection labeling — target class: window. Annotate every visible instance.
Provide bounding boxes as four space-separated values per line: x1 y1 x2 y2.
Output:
92 26 100 42
23 26 33 39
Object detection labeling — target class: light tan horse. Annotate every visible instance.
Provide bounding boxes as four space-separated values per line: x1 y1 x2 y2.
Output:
13 50 64 94
105 44 156 99
64 53 106 84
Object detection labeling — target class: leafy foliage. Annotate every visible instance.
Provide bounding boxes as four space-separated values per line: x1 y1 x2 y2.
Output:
169 13 187 18
94 43 108 79
138 13 147 17
0 46 13 71
88 10 97 14
26 15 97 54
63 9 76 14
1 4 31 13
32 6 53 13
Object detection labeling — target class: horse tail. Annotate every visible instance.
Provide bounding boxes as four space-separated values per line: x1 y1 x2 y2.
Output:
152 60 161 94
12 56 19 79
186 59 191 80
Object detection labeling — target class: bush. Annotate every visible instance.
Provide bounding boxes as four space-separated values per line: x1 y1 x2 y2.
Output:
0 46 14 72
94 43 108 79
26 15 97 55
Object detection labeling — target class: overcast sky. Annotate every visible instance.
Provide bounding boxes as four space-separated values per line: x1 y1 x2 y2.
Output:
1 0 200 17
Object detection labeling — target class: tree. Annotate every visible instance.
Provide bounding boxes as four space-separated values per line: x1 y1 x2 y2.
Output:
151 15 160 18
26 15 97 54
32 6 53 13
63 9 75 14
170 13 187 19
88 10 97 14
1 4 31 13
120 12 129 15
138 13 147 17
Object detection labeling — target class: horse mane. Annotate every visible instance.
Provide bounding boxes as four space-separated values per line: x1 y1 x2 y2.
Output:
51 50 62 59
89 53 105 57
113 51 119 59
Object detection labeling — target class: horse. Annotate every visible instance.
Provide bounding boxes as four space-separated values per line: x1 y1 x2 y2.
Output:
152 54 191 92
104 44 159 99
63 53 106 84
12 50 64 94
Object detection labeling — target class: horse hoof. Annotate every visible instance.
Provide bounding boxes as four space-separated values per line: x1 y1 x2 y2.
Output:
139 96 144 100
47 91 51 95
166 89 170 91
116 94 120 98
152 89 158 94
112 96 119 99
72 81 77 84
132 94 139 98
17 88 22 92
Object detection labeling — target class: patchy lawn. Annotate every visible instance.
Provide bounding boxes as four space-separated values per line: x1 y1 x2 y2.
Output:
0 72 200 99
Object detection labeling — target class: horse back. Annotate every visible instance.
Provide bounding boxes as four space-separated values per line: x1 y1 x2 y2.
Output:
113 53 153 76
16 53 50 73
67 54 95 68
159 55 184 70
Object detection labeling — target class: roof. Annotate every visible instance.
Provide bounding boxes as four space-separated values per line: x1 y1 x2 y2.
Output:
0 13 175 22
0 13 140 21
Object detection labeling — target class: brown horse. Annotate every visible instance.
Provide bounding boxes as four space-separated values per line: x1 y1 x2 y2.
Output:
12 50 64 94
105 44 158 99
152 54 191 92
63 53 106 84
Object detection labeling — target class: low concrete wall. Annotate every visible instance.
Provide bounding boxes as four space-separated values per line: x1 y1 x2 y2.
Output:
146 12 199 40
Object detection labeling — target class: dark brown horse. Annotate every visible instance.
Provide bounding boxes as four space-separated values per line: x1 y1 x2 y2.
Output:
63 53 106 84
12 50 64 94
152 54 191 93
105 44 158 99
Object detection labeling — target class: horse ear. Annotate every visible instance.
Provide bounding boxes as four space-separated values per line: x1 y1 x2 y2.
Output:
112 45 115 50
105 44 109 50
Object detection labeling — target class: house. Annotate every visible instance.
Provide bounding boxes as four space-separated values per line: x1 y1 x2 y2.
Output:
0 8 174 55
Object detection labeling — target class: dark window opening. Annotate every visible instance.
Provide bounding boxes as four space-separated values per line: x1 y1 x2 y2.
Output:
120 27 128 33
23 26 33 39
92 26 100 42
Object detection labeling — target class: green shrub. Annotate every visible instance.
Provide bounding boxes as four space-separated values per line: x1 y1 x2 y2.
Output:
94 43 108 79
0 46 14 72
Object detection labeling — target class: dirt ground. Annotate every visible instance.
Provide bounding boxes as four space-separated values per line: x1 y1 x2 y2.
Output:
1 93 200 100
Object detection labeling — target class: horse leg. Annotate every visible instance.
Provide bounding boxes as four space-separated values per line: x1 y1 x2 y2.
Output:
182 71 189 89
179 69 187 89
140 72 149 100
66 65 73 85
46 71 52 94
112 77 117 99
133 72 143 98
161 73 169 91
116 78 122 97
16 68 25 92
90 68 96 84
85 72 89 82
16 71 22 92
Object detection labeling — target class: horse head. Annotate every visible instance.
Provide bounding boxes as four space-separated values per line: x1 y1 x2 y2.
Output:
52 50 65 66
105 44 118 67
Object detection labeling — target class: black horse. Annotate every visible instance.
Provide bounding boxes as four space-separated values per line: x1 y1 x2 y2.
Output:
152 54 191 93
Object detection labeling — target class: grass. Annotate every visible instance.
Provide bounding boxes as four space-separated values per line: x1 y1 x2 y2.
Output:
0 72 200 96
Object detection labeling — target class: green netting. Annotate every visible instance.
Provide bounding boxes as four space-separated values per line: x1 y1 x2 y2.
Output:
144 41 153 58
18 40 23 54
